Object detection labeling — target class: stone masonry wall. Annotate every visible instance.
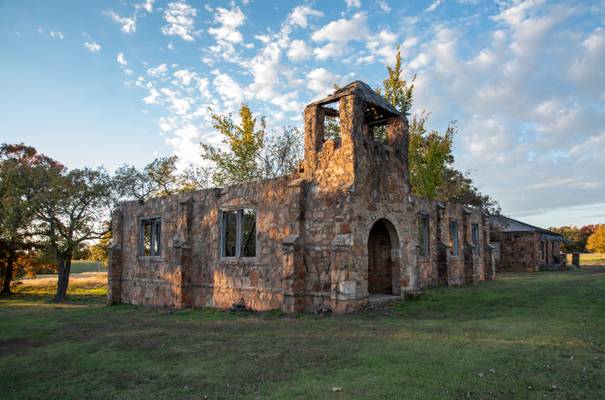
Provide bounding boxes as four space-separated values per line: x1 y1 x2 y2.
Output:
109 81 495 313
111 176 302 311
492 231 540 272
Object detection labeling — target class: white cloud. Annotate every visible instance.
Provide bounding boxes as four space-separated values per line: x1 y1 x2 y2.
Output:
160 88 191 115
173 69 197 86
134 0 154 13
287 39 312 61
288 5 323 28
426 0 443 12
49 31 64 39
147 64 168 77
213 72 244 106
568 27 605 99
117 52 128 66
247 42 283 101
162 2 197 41
206 4 247 61
208 5 246 44
105 10 136 34
116 52 132 75
83 41 101 53
143 85 161 104
346 0 361 8
311 12 368 43
377 1 391 12
164 123 206 166
307 68 339 96
366 29 398 62
311 13 369 60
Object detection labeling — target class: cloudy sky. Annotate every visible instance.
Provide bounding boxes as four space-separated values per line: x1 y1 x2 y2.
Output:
1 0 604 228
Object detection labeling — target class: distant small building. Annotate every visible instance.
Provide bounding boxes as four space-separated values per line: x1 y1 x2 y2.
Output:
490 215 565 272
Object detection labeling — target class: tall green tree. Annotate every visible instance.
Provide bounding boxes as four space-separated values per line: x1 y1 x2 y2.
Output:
33 167 113 301
383 46 415 119
407 113 454 199
202 104 303 186
202 104 266 186
0 144 61 294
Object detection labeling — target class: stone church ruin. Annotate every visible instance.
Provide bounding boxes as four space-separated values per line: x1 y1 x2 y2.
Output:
107 81 495 313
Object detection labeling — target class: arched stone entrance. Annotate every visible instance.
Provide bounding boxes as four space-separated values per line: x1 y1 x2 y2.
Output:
367 219 400 295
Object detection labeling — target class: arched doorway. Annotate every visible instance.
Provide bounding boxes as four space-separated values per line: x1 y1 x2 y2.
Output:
368 219 399 295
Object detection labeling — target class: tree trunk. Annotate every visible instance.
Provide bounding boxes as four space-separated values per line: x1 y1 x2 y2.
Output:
54 254 72 301
1 251 16 295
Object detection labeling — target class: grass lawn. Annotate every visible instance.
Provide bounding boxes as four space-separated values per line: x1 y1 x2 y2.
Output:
70 260 105 274
1 270 604 399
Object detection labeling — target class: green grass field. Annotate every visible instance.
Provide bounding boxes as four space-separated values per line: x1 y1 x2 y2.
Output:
566 253 605 266
1 269 604 399
70 260 105 273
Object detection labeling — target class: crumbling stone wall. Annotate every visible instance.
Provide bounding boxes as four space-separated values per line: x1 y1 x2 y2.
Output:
413 199 491 288
108 80 494 314
109 176 301 310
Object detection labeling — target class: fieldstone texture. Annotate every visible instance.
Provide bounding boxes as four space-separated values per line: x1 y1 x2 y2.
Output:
108 81 495 313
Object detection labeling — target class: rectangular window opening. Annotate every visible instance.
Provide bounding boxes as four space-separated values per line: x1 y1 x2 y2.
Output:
140 217 161 257
418 215 430 257
449 220 459 257
322 101 340 143
222 210 238 257
221 207 257 258
241 208 256 257
472 224 480 256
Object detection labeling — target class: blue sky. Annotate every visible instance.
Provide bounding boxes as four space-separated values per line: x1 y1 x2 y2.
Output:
1 0 604 228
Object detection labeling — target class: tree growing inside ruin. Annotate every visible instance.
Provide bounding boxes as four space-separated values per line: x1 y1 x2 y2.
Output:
202 104 266 187
381 46 499 213
586 224 605 253
202 104 303 186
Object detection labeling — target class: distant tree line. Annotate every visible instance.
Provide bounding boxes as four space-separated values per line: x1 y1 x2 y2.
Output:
550 224 605 253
